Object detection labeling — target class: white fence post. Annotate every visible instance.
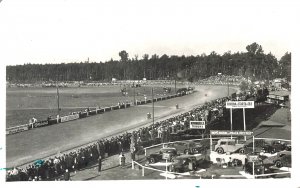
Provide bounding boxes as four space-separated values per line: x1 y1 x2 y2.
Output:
132 160 134 169
142 166 145 176
210 134 213 152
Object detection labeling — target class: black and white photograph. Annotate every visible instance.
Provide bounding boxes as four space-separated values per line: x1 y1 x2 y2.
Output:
0 0 299 187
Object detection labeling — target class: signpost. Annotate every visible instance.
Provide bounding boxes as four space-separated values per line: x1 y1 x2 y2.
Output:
210 130 253 136
226 101 254 140
190 121 206 129
209 130 254 152
226 101 254 108
162 153 171 160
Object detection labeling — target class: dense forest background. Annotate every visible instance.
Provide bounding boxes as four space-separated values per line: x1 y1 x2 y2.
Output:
6 43 291 83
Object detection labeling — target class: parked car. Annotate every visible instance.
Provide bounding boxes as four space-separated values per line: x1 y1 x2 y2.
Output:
262 151 291 168
214 139 245 154
173 141 207 155
261 145 276 154
176 88 188 95
271 141 289 152
285 145 291 151
146 147 177 164
170 155 198 173
245 154 276 176
245 160 265 175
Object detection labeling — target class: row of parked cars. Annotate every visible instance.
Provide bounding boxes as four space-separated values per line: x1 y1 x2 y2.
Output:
145 138 291 176
213 138 291 177
146 141 209 173
214 138 291 155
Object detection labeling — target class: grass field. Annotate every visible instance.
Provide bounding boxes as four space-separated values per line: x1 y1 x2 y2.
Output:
6 85 181 127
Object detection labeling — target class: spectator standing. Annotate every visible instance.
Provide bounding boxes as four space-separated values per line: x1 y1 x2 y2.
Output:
119 153 126 168
98 156 102 175
63 169 70 181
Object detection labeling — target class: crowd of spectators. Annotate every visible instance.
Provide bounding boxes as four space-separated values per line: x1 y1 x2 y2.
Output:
198 75 247 86
6 132 132 181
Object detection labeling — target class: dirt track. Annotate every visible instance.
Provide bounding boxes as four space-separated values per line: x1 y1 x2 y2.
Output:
6 85 236 168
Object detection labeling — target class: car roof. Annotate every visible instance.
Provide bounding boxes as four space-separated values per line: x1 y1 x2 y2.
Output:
160 147 176 150
219 139 235 142
174 154 196 159
277 151 291 155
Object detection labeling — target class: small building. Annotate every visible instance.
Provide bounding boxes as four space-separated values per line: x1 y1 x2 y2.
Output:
272 78 286 90
266 91 290 105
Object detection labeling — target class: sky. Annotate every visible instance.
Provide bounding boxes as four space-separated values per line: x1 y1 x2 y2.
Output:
0 0 299 65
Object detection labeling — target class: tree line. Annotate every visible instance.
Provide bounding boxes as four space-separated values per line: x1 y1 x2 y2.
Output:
6 43 291 83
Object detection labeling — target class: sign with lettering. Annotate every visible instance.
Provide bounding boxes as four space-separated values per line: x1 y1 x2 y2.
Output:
6 124 29 135
34 120 49 128
210 130 253 136
226 101 254 108
190 121 206 129
162 153 171 160
60 114 80 123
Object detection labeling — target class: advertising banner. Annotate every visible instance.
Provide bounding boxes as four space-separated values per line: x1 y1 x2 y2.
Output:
34 120 49 128
60 114 80 123
210 130 253 136
6 124 29 135
190 121 206 129
226 101 254 108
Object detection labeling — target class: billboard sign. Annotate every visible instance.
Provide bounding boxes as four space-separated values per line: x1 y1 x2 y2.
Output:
210 130 253 136
6 124 29 135
60 114 80 123
226 101 254 108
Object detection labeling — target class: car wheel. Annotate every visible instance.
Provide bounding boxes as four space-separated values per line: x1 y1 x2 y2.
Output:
275 161 282 168
149 157 155 164
216 147 224 154
239 148 245 154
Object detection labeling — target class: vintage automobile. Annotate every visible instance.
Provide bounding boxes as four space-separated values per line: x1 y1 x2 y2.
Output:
262 151 291 168
245 154 275 176
245 160 265 175
172 141 207 155
271 141 289 151
285 145 291 151
170 155 198 173
261 141 290 154
214 139 245 154
261 145 276 154
176 88 188 95
146 147 177 164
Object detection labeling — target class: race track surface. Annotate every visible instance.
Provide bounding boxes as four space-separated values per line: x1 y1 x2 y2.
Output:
6 85 234 168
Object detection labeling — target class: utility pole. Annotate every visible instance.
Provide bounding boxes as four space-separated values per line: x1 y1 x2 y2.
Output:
174 78 177 94
56 84 60 116
152 87 154 126
228 82 229 97
133 86 136 106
